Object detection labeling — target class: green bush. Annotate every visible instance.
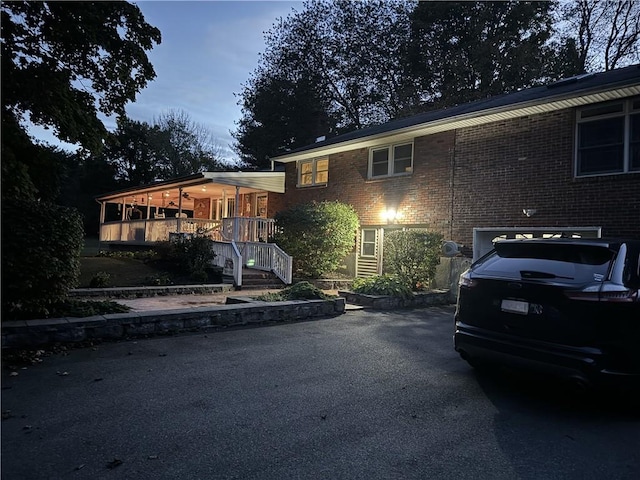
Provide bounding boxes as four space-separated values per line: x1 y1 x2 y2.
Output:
144 274 172 286
273 201 359 278
383 230 443 290
158 236 217 278
89 271 111 288
2 199 84 320
97 249 157 262
256 281 336 302
351 274 414 299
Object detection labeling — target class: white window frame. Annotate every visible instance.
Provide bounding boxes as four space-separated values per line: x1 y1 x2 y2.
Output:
360 229 377 257
368 142 414 179
297 157 329 187
575 97 639 177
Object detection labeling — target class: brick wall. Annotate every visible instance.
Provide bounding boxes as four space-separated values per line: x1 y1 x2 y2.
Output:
279 131 456 239
277 107 640 249
452 109 640 246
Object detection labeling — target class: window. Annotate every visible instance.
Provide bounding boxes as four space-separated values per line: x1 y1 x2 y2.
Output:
298 157 329 187
361 229 377 257
369 142 413 178
576 97 640 176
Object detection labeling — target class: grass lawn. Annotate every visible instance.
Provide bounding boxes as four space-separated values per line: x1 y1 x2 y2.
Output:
77 238 222 288
77 256 172 288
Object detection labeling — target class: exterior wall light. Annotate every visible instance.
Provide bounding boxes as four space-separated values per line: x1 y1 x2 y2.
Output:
383 208 403 224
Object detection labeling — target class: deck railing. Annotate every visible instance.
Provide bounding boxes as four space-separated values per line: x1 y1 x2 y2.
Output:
210 241 293 285
239 242 293 284
99 217 274 244
99 217 290 286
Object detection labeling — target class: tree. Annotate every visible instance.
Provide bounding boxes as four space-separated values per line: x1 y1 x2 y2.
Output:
273 201 359 278
556 0 640 72
407 1 557 108
153 109 225 178
2 1 161 153
1 1 160 315
233 0 416 167
103 117 164 185
234 73 337 169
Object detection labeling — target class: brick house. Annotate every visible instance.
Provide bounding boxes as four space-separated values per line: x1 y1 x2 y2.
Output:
270 65 640 279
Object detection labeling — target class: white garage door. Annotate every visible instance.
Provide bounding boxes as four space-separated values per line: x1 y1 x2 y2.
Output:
472 227 602 261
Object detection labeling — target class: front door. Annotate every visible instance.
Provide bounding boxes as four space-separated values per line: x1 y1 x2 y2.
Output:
356 228 383 277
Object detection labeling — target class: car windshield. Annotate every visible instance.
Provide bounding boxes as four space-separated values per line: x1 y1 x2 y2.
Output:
474 242 615 284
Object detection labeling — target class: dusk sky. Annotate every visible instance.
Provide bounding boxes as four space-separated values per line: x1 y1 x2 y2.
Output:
31 0 304 162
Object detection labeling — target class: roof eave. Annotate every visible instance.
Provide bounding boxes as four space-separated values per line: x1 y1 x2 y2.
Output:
273 84 640 163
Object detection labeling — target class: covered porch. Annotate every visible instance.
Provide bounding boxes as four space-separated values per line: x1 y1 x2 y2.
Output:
95 171 292 286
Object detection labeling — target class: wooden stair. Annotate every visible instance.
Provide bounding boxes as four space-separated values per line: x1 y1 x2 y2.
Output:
225 268 286 290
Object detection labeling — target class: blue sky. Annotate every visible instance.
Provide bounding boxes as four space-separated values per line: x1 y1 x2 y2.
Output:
32 0 303 162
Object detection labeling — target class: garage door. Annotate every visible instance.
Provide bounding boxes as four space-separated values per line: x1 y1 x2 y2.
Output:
472 227 602 261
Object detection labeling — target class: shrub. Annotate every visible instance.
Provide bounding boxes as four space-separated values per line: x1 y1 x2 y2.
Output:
383 230 443 290
97 249 157 262
89 271 111 288
273 201 359 278
144 274 172 286
2 199 84 320
256 281 335 302
351 274 413 299
158 236 217 278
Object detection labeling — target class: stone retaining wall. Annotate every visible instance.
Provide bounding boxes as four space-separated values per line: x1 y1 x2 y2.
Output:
2 298 346 349
70 284 234 298
338 290 451 309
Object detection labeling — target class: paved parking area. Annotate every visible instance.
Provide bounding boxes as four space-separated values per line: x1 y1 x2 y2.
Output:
2 305 638 480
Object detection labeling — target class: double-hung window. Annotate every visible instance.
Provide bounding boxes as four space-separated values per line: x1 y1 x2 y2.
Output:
576 97 640 176
298 157 329 187
369 142 413 179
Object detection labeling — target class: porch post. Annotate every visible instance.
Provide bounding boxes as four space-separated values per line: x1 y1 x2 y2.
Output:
234 186 240 242
177 187 183 233
98 201 106 243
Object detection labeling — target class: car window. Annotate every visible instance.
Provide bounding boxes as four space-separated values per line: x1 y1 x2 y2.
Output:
474 243 615 284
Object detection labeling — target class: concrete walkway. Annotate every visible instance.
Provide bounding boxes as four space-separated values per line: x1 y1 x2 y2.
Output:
95 288 347 312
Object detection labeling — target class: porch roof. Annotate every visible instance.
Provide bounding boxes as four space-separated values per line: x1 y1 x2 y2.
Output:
96 170 286 204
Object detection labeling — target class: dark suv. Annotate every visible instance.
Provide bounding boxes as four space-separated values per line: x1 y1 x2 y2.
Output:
454 238 640 390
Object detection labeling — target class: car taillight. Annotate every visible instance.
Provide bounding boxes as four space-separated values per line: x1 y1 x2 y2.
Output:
565 284 639 303
459 270 477 288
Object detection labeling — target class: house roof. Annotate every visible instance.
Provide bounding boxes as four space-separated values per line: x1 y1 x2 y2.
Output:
96 170 286 203
272 64 640 163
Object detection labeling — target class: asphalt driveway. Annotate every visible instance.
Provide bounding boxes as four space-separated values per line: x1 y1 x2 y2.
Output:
2 305 638 479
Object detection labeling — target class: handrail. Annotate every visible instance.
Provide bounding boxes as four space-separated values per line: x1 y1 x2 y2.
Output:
210 241 243 287
240 242 292 284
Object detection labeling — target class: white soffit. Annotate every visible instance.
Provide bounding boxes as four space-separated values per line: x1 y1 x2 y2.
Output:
275 86 640 163
202 172 285 193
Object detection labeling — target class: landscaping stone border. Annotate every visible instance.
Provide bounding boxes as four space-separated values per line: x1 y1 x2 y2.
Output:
1 298 346 349
338 289 451 309
70 284 235 298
